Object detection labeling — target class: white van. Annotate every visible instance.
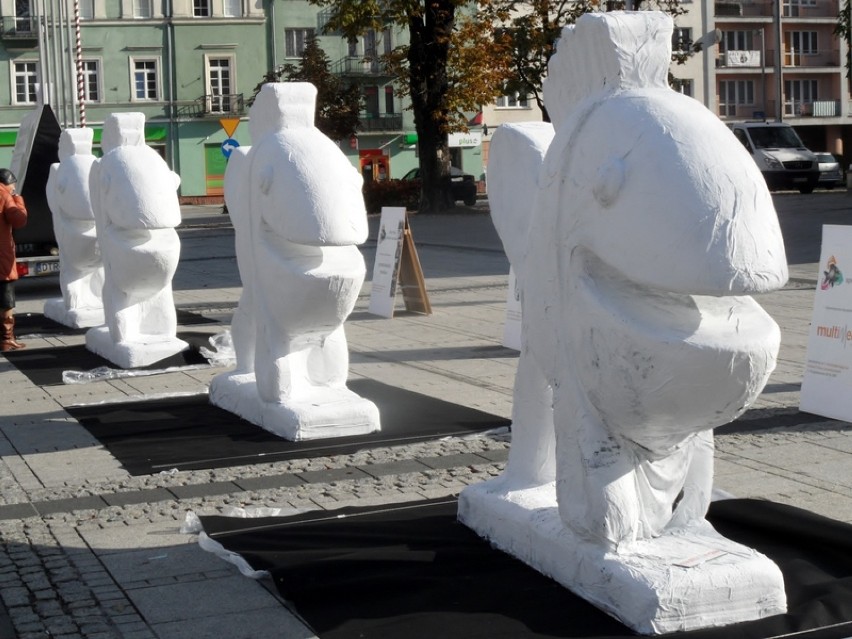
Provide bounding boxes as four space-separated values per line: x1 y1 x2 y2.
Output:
729 122 819 194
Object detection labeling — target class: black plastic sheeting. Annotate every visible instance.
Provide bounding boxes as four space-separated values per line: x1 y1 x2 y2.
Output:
2 331 212 385
68 379 510 474
200 498 852 639
13 311 218 338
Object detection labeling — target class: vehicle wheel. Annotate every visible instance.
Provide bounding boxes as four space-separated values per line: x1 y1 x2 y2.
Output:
826 185 835 190
799 186 815 194
464 194 477 206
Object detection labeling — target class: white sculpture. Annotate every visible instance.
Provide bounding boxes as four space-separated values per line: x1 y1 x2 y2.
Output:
44 127 105 328
85 112 187 368
458 12 789 634
209 82 380 441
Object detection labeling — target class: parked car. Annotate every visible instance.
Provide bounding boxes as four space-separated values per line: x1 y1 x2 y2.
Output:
815 153 843 189
402 167 478 206
729 122 819 194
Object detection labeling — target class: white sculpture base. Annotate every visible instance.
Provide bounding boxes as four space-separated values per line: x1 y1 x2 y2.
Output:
458 481 787 635
86 325 189 369
209 372 381 441
44 298 105 329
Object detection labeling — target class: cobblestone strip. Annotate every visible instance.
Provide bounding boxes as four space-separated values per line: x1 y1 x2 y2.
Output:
0 518 153 639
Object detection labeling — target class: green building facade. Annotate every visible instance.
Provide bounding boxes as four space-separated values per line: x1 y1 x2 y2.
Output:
0 0 484 199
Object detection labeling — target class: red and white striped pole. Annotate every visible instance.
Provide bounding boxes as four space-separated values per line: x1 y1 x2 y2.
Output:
73 0 85 127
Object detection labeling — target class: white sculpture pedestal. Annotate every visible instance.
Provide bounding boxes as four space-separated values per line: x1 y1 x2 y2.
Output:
458 481 786 635
210 372 380 441
86 326 188 369
43 298 105 329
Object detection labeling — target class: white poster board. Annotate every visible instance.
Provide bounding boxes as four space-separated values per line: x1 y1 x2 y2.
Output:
502 267 522 351
800 225 852 421
368 207 407 318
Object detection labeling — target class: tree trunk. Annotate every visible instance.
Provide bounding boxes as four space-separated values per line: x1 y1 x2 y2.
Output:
408 3 456 213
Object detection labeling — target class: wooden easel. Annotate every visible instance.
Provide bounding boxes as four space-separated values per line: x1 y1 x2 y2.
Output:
397 217 432 315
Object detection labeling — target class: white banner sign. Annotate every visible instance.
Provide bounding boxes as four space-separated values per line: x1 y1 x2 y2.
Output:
800 225 852 421
448 131 482 148
503 267 522 351
368 207 407 318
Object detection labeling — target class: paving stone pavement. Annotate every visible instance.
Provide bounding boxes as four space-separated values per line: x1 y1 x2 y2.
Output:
0 197 850 638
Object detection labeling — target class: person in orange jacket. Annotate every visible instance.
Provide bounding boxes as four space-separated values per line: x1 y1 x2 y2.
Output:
0 168 28 352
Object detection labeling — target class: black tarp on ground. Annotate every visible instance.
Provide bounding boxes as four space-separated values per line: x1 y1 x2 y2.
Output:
67 379 510 474
2 331 213 385
199 498 852 639
14 311 218 337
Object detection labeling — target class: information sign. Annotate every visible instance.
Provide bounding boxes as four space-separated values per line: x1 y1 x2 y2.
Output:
502 267 522 350
800 225 852 421
368 207 431 317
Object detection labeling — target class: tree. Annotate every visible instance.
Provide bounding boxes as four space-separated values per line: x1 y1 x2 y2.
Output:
479 0 688 122
249 36 363 142
310 0 510 213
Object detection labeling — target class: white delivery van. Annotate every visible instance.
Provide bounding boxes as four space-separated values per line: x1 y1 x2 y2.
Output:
729 122 819 194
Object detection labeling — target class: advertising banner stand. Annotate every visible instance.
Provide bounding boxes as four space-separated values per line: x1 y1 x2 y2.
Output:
368 207 431 318
800 225 852 421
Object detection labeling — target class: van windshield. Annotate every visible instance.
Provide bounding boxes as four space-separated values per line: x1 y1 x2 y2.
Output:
748 126 805 149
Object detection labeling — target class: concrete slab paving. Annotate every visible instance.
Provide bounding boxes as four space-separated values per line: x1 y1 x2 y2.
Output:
0 198 850 638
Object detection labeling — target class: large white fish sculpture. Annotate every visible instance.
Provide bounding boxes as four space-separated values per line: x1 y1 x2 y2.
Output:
459 11 789 634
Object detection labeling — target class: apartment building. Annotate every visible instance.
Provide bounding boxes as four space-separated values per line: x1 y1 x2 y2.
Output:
480 1 851 179
0 0 486 199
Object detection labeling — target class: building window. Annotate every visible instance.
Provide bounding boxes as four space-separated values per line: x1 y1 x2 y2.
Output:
132 59 158 100
719 79 754 117
673 78 694 97
384 86 394 114
785 79 817 115
81 60 100 102
496 93 529 108
721 30 755 52
133 0 152 18
15 0 33 32
79 0 94 19
193 0 210 17
364 85 379 118
223 0 241 17
285 28 315 58
672 27 692 52
206 56 233 113
13 61 38 104
787 31 818 56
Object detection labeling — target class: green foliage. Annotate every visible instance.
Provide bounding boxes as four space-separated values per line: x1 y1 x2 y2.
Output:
362 179 421 214
248 36 363 141
309 0 509 212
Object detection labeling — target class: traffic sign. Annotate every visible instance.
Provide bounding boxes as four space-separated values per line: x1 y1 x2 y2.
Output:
220 118 240 138
221 138 239 158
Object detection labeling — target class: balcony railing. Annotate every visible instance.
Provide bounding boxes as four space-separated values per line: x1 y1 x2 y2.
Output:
716 48 840 69
718 99 841 119
715 0 839 18
332 56 390 77
196 94 245 117
0 16 38 39
359 114 402 132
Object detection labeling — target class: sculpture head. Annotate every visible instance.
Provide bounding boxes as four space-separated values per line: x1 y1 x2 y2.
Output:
101 112 146 153
528 12 788 452
250 82 316 142
58 128 94 161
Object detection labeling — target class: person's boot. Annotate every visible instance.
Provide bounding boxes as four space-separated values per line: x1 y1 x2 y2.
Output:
1 311 25 351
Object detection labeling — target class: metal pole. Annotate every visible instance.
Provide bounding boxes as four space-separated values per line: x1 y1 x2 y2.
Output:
72 0 84 126
774 0 783 121
48 0 64 124
57 0 75 127
760 27 767 118
36 0 50 106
